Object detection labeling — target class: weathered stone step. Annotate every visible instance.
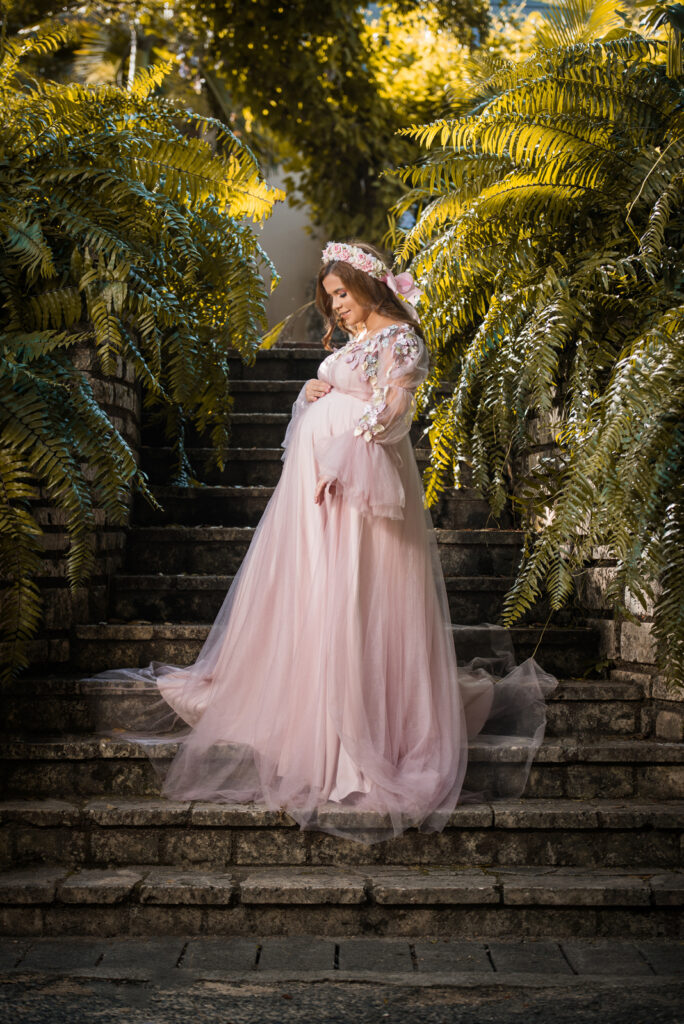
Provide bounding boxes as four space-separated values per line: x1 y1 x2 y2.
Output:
143 412 417 451
452 624 601 677
140 354 324 449
140 447 286 487
134 485 274 528
3 735 682 801
548 679 654 737
0 677 651 739
226 347 325 381
147 412 367 452
108 573 524 626
0 864 681 938
229 380 306 413
1 798 682 871
69 622 600 678
140 445 446 489
139 411 438 460
201 413 291 450
134 483 512 531
124 526 525 577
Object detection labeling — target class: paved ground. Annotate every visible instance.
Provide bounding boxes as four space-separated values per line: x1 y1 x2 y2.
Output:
1 937 682 1023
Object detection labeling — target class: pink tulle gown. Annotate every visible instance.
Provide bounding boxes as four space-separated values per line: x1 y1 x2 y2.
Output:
92 323 556 842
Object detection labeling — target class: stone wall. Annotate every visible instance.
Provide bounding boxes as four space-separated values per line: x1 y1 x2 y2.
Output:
524 411 683 740
27 343 141 670
577 566 683 741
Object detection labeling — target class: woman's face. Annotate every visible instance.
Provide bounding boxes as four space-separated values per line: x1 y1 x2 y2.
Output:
322 272 368 329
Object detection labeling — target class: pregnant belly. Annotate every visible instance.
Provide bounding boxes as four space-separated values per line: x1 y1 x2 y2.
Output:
300 388 365 443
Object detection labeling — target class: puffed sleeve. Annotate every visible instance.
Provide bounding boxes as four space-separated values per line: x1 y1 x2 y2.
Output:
314 327 428 519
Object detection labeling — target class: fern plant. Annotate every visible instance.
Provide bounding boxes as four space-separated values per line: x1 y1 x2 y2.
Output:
0 26 281 680
392 23 684 683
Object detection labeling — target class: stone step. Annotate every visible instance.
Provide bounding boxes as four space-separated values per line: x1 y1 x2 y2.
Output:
452 624 601 677
0 677 651 739
139 446 428 489
142 413 428 450
68 622 601 678
547 679 654 737
0 863 681 938
140 357 324 449
142 413 422 451
229 380 306 414
140 447 287 487
226 347 325 381
3 734 682 801
197 413 290 450
107 573 525 627
1 797 682 872
134 483 510 531
140 445 439 488
123 526 525 577
134 485 274 528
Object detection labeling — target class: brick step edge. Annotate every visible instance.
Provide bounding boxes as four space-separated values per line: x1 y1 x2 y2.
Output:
121 526 524 543
110 573 519 587
2 864 681 910
3 866 681 938
2 797 683 832
1 676 646 701
71 622 598 640
3 735 683 764
2 798 682 872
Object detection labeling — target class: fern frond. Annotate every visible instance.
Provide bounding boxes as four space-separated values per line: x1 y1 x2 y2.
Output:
392 31 684 684
0 25 280 678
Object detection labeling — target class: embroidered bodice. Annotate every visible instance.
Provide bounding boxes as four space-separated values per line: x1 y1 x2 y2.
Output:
318 323 426 443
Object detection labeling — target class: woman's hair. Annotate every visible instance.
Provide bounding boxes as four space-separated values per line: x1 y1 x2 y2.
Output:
315 240 424 350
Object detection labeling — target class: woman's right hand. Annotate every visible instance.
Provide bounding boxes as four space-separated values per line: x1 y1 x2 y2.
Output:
305 379 332 402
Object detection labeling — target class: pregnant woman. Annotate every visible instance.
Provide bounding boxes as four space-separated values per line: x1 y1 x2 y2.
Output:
94 240 555 842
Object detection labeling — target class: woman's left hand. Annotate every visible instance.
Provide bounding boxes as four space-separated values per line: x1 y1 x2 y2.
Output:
314 477 336 504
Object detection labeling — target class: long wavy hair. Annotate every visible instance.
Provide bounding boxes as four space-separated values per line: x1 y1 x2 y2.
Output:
315 240 423 350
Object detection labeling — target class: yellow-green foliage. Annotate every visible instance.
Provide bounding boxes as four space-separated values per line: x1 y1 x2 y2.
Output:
207 1 491 242
12 1 492 245
393 24 684 684
363 8 471 122
0 26 281 680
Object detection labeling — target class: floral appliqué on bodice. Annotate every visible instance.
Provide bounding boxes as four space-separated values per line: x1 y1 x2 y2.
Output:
328 323 421 442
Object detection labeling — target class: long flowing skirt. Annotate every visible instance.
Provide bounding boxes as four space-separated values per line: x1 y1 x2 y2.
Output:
90 387 556 842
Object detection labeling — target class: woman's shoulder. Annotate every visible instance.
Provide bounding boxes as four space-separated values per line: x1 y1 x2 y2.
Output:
371 320 421 347
377 322 423 361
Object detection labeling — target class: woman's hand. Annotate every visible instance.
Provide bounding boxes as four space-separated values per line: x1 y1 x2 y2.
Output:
314 477 336 504
305 379 332 402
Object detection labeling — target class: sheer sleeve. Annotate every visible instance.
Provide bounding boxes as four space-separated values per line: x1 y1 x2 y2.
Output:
314 327 428 519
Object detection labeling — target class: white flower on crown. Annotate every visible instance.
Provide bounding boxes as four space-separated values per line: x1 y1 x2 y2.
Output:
321 242 387 280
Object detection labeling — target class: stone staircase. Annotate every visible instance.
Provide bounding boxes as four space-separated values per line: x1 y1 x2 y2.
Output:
1 345 682 939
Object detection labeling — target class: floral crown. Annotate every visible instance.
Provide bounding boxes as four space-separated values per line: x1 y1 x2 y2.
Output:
321 242 387 280
321 241 422 309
